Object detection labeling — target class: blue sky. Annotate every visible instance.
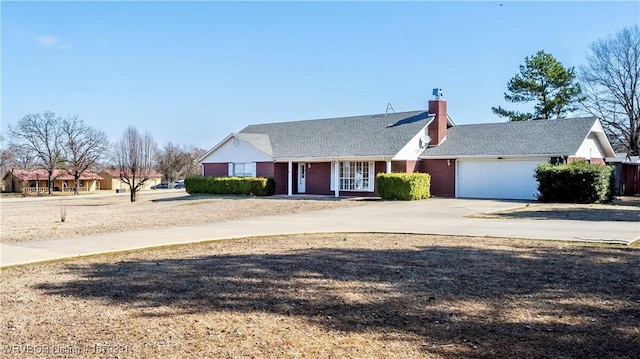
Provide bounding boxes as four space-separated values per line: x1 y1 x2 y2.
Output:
2 1 639 149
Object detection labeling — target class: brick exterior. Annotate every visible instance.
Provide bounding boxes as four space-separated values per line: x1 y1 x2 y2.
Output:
204 160 442 197
304 162 333 195
256 162 275 177
428 99 448 146
391 160 419 173
421 159 456 197
568 157 606 165
203 163 228 176
268 161 391 197
273 163 289 194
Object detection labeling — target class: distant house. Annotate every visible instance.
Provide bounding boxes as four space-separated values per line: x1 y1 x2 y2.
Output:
2 169 103 194
98 168 162 191
197 92 616 200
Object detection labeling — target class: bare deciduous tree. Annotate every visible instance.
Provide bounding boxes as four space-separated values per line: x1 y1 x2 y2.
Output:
5 144 36 171
156 142 181 183
2 132 37 172
8 112 63 194
155 143 205 183
0 134 12 174
113 126 157 202
180 145 206 179
60 115 110 194
580 25 640 156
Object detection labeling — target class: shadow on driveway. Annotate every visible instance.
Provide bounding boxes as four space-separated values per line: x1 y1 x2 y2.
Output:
490 207 640 222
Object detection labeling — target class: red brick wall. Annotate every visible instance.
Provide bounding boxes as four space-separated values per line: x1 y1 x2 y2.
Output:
280 161 388 197
273 163 289 194
300 161 386 196
391 160 419 173
305 162 333 195
256 162 275 177
428 100 448 146
203 163 228 176
272 161 437 197
421 159 456 197
568 157 606 165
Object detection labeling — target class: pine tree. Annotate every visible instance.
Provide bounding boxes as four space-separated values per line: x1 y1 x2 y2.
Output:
492 50 583 121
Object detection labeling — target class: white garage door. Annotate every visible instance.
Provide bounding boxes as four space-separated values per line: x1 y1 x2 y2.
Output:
457 159 546 200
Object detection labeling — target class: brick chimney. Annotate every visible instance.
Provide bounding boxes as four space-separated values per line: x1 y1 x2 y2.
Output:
427 89 448 146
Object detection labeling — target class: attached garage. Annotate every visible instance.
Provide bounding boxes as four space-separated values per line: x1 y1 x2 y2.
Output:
456 159 547 200
421 117 616 200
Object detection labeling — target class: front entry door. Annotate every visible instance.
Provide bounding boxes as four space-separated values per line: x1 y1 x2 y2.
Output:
298 163 306 193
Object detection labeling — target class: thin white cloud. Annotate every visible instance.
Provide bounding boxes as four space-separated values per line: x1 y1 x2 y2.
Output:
37 35 71 50
37 35 60 46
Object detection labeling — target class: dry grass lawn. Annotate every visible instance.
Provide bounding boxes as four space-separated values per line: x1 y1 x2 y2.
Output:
1 192 639 357
472 196 640 222
0 191 366 243
1 233 639 358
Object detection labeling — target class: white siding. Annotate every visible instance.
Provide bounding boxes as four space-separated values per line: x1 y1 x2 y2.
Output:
200 136 272 163
575 133 606 160
457 159 548 200
393 125 429 160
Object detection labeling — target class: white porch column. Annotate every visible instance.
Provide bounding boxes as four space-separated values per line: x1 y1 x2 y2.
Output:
287 161 293 196
386 160 392 173
334 161 340 198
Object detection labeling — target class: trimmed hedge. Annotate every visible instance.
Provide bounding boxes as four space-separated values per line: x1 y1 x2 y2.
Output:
184 176 275 196
534 161 614 203
377 173 431 200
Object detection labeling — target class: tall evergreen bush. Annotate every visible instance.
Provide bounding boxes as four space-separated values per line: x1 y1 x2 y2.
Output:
535 161 614 203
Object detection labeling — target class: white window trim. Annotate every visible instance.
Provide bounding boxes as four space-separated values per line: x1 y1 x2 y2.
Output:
331 161 375 192
228 162 256 177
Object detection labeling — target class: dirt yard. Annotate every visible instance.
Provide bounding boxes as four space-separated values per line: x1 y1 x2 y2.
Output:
1 233 638 358
0 190 367 243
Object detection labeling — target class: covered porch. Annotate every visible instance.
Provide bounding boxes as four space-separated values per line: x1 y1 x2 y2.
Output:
279 159 414 197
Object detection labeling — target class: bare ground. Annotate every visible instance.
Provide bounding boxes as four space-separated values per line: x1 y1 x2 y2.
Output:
1 234 638 358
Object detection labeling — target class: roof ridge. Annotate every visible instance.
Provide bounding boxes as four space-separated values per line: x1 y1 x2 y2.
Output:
241 110 427 130
453 117 597 128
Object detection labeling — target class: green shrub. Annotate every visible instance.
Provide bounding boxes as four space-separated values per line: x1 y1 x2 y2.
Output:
250 177 276 196
377 173 431 200
184 176 275 196
534 161 614 203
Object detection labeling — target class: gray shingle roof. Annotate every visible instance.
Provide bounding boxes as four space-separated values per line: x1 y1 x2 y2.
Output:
420 117 598 158
235 133 273 157
239 111 433 159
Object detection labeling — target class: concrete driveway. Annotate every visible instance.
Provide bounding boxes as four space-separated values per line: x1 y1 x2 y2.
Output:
1 198 638 267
